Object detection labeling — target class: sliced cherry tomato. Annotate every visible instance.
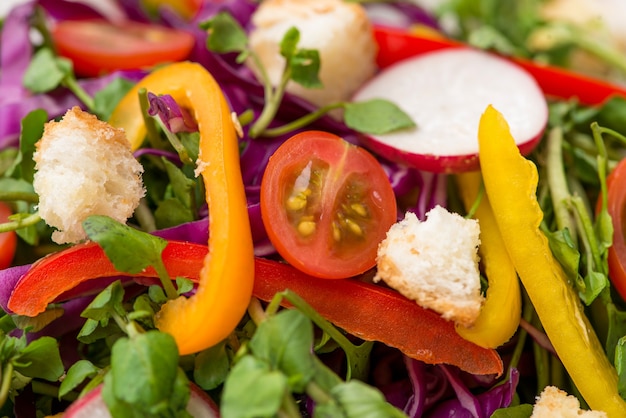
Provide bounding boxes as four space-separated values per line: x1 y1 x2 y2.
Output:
51 19 195 77
0 202 17 270
606 158 626 301
260 131 397 279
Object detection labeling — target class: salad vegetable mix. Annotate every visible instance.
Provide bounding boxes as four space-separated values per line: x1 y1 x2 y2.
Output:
2 0 626 417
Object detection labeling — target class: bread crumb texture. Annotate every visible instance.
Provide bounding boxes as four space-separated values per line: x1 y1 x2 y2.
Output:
374 206 484 327
531 386 607 417
247 0 377 109
33 107 145 244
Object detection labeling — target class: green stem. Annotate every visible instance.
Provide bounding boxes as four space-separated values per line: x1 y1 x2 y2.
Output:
63 76 95 112
0 191 39 204
305 380 333 405
0 362 12 409
152 259 178 300
567 25 626 74
261 102 345 137
0 212 41 233
507 291 533 376
546 126 577 243
277 392 301 418
134 198 157 233
249 67 292 138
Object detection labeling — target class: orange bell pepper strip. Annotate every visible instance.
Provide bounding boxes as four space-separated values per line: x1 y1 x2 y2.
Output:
478 105 626 416
6 241 502 376
454 172 521 348
109 61 254 355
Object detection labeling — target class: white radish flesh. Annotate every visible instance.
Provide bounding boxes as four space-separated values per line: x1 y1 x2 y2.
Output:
353 48 548 173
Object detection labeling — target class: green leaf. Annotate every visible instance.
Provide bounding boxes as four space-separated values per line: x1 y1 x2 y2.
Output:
249 309 315 392
106 331 185 412
163 158 196 208
155 198 195 229
59 360 99 399
14 336 64 382
344 99 416 135
12 308 64 332
194 342 230 390
544 228 579 281
289 48 322 89
80 280 125 323
203 11 248 54
13 109 47 183
22 48 72 93
176 277 194 295
491 404 534 417
330 380 406 418
221 355 287 418
93 77 136 120
82 215 168 274
279 27 300 59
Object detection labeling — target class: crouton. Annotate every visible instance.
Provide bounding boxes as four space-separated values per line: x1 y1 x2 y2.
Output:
33 107 145 244
373 206 484 327
531 386 608 418
247 0 377 110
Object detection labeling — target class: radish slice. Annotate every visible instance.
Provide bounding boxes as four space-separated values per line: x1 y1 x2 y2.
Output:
353 48 548 173
63 383 220 417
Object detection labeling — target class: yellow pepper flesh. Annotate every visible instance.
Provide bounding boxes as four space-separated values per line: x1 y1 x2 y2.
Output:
454 171 521 348
109 62 255 355
478 105 626 416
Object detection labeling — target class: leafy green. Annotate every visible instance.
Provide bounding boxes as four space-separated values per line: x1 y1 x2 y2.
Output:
59 360 100 399
344 99 416 135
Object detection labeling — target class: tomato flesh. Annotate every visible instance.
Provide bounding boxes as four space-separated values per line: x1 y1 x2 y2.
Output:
52 20 195 77
0 203 17 270
606 158 626 301
261 131 397 279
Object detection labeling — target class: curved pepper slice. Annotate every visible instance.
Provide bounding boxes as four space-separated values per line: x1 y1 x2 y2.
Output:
478 105 626 416
454 172 521 348
109 62 254 355
5 241 502 376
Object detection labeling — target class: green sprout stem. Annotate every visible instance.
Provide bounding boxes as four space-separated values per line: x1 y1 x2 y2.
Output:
261 102 345 138
0 212 41 233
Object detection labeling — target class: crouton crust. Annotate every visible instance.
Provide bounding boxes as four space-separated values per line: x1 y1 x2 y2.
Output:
531 386 608 417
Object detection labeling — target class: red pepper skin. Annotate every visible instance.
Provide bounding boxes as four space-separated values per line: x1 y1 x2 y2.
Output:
374 27 626 106
7 241 502 376
7 241 207 316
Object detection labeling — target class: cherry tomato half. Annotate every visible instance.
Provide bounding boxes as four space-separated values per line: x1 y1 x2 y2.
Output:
260 131 397 279
606 158 626 301
52 19 195 77
0 202 17 270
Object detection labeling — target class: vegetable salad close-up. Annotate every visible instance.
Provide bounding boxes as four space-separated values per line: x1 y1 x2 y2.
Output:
3 0 626 416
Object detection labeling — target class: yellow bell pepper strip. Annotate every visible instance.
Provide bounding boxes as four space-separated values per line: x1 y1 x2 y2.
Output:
108 61 255 355
454 171 521 348
478 105 626 417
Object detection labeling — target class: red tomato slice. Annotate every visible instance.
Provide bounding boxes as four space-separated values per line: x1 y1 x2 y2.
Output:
606 158 626 300
52 19 195 77
260 131 397 279
0 203 17 270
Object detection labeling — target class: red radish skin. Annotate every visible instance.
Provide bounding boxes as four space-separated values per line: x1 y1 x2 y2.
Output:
63 383 220 417
353 48 548 173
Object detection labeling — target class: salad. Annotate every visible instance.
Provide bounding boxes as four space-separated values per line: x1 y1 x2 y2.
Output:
1 0 626 417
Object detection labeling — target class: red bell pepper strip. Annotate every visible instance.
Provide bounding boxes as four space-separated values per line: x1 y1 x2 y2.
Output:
374 27 626 106
7 241 502 376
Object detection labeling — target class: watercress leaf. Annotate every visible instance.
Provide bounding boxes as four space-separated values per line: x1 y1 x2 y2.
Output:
23 48 72 93
176 277 194 295
344 99 416 135
289 48 322 89
544 228 579 281
12 109 46 183
155 198 195 229
596 96 626 133
59 360 99 399
80 280 125 323
249 309 315 392
169 368 193 417
221 355 287 418
82 215 168 274
579 271 607 305
163 158 196 209
109 331 182 409
14 336 64 382
93 77 136 120
616 336 626 398
203 12 248 54
491 404 533 418
194 342 230 390
280 26 300 58
330 380 406 418
12 307 64 332
77 319 123 344
148 285 167 304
